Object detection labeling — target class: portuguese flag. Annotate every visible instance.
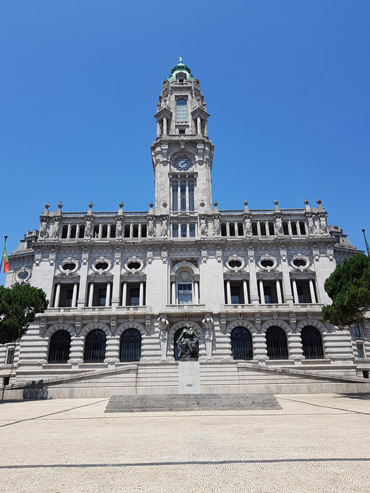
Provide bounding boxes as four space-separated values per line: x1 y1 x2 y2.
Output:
2 242 9 273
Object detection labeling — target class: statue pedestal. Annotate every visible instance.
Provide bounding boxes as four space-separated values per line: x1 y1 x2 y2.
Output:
178 360 200 394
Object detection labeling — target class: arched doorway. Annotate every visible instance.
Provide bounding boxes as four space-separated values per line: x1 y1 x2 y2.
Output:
48 330 71 363
301 326 324 359
266 326 288 359
84 329 106 362
230 327 253 360
120 329 142 362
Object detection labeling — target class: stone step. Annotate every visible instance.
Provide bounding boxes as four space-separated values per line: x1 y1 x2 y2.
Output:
105 393 282 412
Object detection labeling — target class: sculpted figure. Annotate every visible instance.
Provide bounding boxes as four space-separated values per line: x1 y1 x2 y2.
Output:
85 218 92 238
161 217 168 238
116 218 122 238
200 217 207 236
176 324 199 360
320 215 328 234
39 219 48 239
51 218 60 239
213 216 220 236
148 217 155 238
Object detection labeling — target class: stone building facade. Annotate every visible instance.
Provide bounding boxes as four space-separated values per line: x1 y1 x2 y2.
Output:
1 58 369 398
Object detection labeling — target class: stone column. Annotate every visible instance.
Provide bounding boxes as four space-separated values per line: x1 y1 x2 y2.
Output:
106 282 111 307
77 251 89 307
259 280 265 304
111 255 121 308
276 280 282 304
194 282 199 304
309 279 317 303
171 282 176 304
163 117 167 135
54 284 61 308
139 282 144 306
226 280 231 304
288 221 293 236
88 283 94 307
292 280 299 304
248 250 259 306
72 283 78 308
67 224 71 239
68 336 84 364
287 331 304 361
252 332 268 361
197 116 201 135
243 280 249 304
280 249 293 307
104 335 119 363
121 282 127 306
76 224 80 238
157 121 161 137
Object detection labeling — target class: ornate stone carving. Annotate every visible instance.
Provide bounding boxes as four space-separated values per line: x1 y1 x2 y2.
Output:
39 218 48 239
148 217 156 238
200 216 207 237
161 217 168 239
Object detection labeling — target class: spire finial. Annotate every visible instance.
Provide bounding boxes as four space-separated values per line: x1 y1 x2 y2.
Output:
179 55 182 63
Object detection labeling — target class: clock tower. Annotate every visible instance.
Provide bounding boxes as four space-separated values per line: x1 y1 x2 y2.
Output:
151 57 214 216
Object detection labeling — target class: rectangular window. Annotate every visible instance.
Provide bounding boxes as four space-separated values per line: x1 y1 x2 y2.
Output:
181 224 187 237
178 283 192 304
98 288 107 307
126 284 143 306
180 181 186 211
295 281 312 303
189 224 195 237
173 224 178 237
263 282 278 304
6 348 15 365
172 181 178 212
231 286 242 304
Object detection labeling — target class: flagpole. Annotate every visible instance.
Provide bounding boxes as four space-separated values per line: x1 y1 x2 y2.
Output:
362 229 370 257
0 235 7 273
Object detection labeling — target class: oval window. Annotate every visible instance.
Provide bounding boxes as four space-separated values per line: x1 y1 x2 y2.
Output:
18 271 29 280
95 261 109 271
261 259 274 268
127 261 141 271
229 260 242 269
63 263 76 272
293 259 307 268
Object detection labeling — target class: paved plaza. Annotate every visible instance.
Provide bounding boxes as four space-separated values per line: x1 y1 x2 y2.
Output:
0 394 369 493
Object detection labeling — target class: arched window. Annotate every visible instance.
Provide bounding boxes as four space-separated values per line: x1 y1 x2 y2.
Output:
301 326 324 359
62 225 68 238
260 223 266 236
84 329 106 362
268 222 275 235
237 223 244 236
299 221 306 235
266 326 288 360
231 327 253 360
229 223 235 236
221 223 227 236
283 222 289 235
120 329 142 362
48 330 71 363
180 181 186 211
188 180 194 211
252 222 258 235
172 181 178 211
176 98 187 121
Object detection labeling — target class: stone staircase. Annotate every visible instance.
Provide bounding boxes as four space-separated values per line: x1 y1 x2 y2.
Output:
105 393 282 412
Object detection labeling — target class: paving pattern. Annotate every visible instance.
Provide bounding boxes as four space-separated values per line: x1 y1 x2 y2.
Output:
0 394 369 492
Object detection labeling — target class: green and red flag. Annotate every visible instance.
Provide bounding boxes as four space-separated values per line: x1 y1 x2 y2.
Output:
2 242 9 273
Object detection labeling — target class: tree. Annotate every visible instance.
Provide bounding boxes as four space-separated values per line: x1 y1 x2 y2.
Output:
322 254 370 328
0 285 48 344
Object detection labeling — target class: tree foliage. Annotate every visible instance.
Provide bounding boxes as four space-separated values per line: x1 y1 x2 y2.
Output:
322 254 370 328
0 285 48 344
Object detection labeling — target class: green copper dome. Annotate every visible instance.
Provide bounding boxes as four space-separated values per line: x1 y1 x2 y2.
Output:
167 56 195 81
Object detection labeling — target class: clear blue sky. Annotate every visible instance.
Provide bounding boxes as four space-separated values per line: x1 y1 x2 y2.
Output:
1 0 369 285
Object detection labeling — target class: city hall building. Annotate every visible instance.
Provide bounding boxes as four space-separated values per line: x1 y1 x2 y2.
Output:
1 58 369 399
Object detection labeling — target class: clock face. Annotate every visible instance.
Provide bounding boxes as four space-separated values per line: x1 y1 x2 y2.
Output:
174 157 191 170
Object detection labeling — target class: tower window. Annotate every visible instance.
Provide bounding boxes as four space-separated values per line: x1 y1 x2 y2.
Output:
176 99 187 122
173 224 179 237
180 181 186 211
172 181 178 212
178 283 192 304
188 181 194 211
181 224 187 237
179 129 185 135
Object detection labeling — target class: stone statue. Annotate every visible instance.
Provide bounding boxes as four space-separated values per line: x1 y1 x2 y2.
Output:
320 215 328 234
200 217 207 237
161 217 168 238
51 218 60 239
85 217 92 238
116 217 123 238
176 324 199 360
148 217 155 238
213 216 220 237
244 217 252 236
39 218 48 239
